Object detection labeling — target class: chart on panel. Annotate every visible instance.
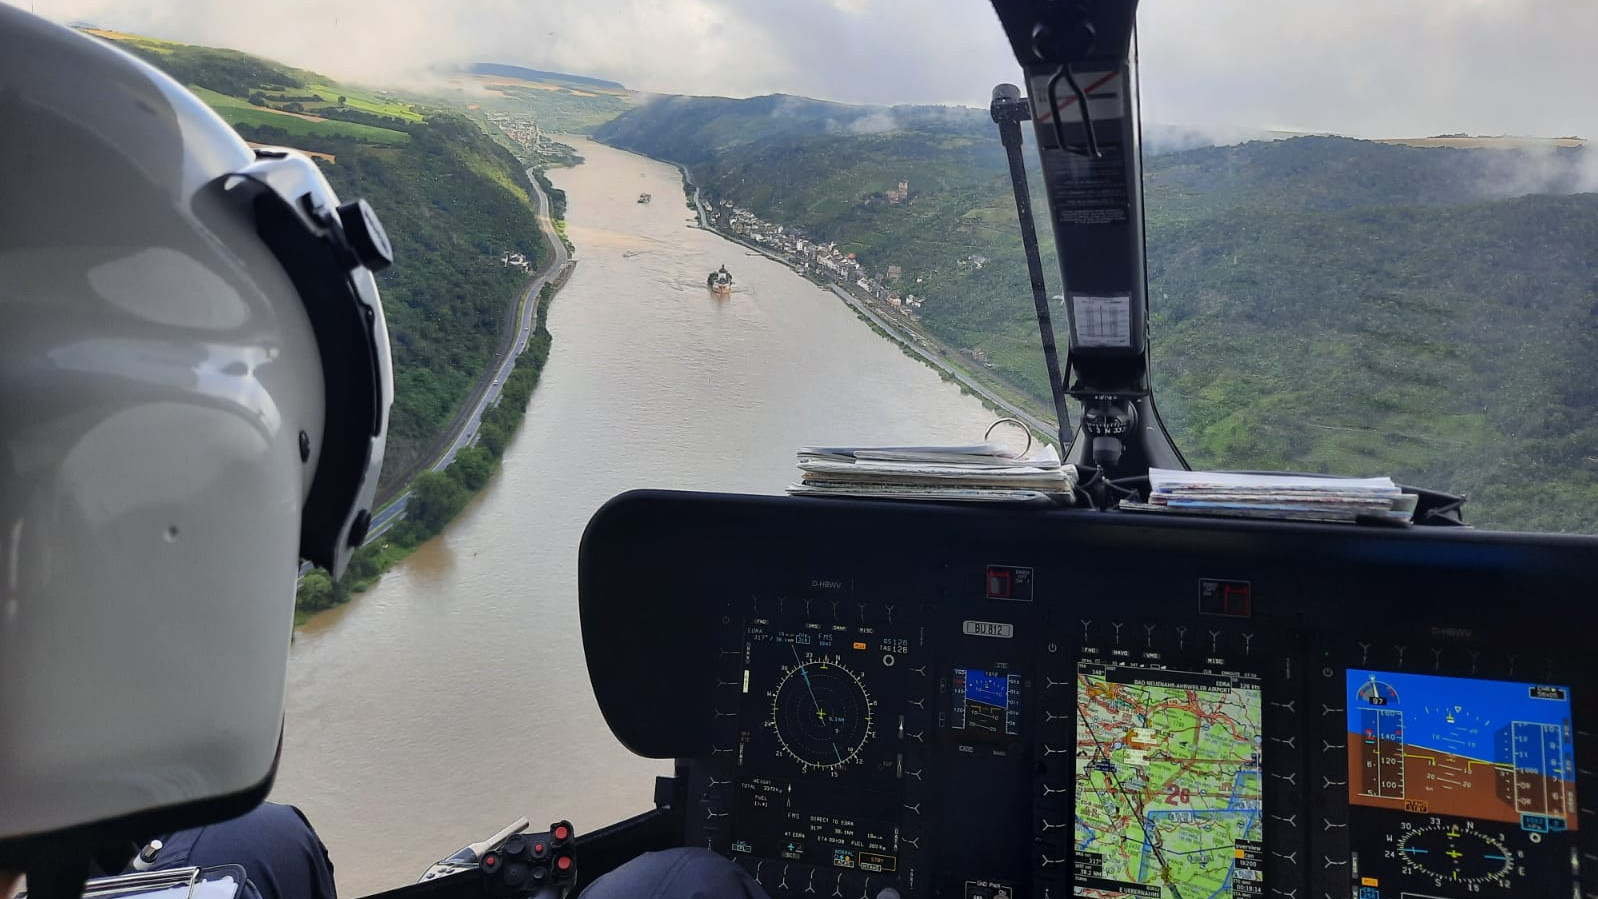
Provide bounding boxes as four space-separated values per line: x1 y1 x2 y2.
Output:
1072 659 1265 898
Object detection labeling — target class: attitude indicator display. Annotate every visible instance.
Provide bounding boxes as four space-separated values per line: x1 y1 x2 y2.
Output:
1346 669 1578 896
1347 669 1576 825
951 667 1022 740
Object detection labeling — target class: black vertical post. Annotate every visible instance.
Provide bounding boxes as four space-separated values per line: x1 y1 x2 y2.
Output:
991 84 1073 453
986 0 1190 480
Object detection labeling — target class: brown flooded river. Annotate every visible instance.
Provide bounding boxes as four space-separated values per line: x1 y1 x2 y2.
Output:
270 137 998 894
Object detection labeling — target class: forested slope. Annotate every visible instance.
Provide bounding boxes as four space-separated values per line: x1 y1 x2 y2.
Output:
599 96 1598 531
104 31 550 488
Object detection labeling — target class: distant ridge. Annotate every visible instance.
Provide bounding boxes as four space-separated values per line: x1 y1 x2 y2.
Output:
468 63 624 91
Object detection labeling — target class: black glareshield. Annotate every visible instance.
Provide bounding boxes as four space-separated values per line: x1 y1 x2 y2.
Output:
224 149 394 577
987 1 1187 476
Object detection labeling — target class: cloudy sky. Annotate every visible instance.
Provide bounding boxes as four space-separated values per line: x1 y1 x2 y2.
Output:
22 0 1598 139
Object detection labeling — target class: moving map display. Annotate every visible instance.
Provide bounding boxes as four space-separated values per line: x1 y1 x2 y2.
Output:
1073 659 1264 899
1346 669 1578 895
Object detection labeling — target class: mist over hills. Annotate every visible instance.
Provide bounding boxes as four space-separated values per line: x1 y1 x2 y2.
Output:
598 94 1598 532
466 63 625 92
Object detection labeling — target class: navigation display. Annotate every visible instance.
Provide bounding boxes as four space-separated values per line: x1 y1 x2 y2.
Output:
951 667 1022 740
1345 669 1578 895
732 775 900 875
1073 660 1264 899
739 624 908 781
728 620 912 877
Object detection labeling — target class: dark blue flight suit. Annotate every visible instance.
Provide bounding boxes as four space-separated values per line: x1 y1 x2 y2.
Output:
578 849 767 899
145 802 767 899
136 803 337 899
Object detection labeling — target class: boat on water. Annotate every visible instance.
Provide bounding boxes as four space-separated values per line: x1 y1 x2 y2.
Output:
637 193 651 204
706 265 733 295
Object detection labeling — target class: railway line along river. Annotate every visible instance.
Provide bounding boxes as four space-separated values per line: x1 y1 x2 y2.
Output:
270 137 999 894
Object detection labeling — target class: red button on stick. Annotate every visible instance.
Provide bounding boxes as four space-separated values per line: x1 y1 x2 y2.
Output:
556 856 572 872
554 825 570 841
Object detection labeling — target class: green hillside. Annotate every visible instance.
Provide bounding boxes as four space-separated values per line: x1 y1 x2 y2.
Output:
469 80 630 134
597 97 1598 533
97 31 550 490
185 86 411 145
448 69 633 135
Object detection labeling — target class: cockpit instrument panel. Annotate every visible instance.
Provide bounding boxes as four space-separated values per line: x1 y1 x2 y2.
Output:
951 668 1021 741
1341 669 1577 897
579 490 1598 899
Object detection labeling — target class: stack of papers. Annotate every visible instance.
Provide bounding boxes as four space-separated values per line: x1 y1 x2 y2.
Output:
1123 468 1418 523
786 442 1077 505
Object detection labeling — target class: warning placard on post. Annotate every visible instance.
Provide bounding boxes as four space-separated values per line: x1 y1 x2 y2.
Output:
1028 70 1125 125
1071 295 1132 348
1042 146 1130 225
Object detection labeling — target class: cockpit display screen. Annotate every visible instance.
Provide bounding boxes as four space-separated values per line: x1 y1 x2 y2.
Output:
951 668 1021 740
1345 669 1578 896
1073 659 1264 898
1346 669 1577 825
728 620 911 877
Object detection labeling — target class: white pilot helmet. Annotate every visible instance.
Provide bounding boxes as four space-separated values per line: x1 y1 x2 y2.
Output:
0 2 393 873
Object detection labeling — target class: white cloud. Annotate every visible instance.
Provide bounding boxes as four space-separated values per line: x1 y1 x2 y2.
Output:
1138 0 1598 140
20 0 1598 139
845 109 898 134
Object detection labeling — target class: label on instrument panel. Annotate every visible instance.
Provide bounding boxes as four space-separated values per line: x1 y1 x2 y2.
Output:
961 620 1013 639
963 880 1015 899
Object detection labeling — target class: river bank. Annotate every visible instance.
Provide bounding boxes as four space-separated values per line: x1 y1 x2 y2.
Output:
294 165 574 622
669 159 710 227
